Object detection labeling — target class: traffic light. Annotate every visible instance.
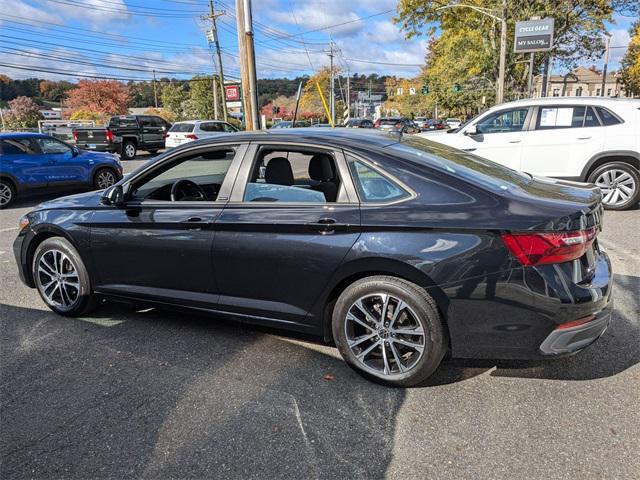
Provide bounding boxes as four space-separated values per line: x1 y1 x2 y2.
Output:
421 85 429 95
453 83 462 93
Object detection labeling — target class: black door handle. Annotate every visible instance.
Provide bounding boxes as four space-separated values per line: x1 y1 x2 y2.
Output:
305 218 344 234
185 217 203 223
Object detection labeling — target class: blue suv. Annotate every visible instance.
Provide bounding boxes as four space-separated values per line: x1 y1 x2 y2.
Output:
0 133 123 207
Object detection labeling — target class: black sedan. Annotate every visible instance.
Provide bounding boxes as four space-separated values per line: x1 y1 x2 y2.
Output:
13 129 612 387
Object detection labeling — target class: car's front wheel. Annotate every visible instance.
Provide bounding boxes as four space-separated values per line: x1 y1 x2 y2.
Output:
332 276 447 387
33 237 97 316
589 162 640 210
93 168 117 190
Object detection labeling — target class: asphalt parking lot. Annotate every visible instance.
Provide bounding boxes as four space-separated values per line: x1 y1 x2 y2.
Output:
1 158 638 479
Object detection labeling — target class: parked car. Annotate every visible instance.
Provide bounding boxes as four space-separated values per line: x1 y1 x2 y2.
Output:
423 97 640 210
165 120 239 148
269 121 310 129
14 130 611 386
375 117 420 134
0 132 122 207
445 118 462 129
345 118 374 128
418 119 448 131
73 115 172 160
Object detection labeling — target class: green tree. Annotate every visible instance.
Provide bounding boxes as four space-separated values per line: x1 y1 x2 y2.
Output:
620 20 640 95
186 76 215 120
160 82 186 119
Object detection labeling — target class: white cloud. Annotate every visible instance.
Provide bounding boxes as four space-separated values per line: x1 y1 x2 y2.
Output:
0 0 58 24
608 28 631 68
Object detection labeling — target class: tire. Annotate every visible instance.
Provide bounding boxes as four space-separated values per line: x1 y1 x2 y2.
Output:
32 237 97 316
588 162 640 210
332 275 446 387
121 140 137 160
0 179 16 208
93 168 117 190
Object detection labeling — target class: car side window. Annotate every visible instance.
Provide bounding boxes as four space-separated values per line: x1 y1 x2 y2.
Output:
139 117 153 127
347 157 410 204
1 138 39 155
595 107 623 126
243 148 341 203
535 106 599 130
200 122 223 132
475 108 529 134
129 146 237 202
223 123 237 132
36 137 71 154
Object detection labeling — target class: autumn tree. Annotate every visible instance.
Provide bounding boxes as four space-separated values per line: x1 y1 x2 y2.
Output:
383 78 432 117
66 80 130 116
39 80 74 102
299 67 344 120
620 20 640 96
4 96 42 129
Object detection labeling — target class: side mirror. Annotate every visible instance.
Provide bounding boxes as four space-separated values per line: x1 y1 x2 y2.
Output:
72 146 80 157
101 184 125 206
464 124 478 136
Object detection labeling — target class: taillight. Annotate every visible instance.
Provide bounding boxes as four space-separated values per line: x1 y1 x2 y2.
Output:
105 129 114 142
501 227 597 266
72 131 78 142
185 134 198 140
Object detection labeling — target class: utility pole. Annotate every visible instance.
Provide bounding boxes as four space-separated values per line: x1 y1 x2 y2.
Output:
205 0 228 120
327 41 335 125
152 69 158 108
235 0 258 130
496 0 507 104
346 72 350 121
527 53 534 97
243 0 260 129
601 34 611 97
212 76 219 119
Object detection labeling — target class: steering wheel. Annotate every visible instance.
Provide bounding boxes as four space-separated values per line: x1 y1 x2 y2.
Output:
170 179 208 202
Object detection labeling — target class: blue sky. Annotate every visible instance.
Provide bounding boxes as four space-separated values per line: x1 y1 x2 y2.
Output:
0 0 635 83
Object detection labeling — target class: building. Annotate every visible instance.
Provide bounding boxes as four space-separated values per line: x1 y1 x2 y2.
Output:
532 67 636 98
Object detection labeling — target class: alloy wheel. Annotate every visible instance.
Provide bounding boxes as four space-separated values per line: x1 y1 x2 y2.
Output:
344 293 425 376
36 249 80 308
0 183 13 206
96 170 116 189
595 169 637 207
125 144 136 158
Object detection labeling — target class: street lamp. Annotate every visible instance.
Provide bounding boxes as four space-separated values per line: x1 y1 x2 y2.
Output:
437 1 508 104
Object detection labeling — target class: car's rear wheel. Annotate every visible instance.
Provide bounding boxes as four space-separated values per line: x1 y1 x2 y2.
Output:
332 276 446 387
589 162 640 210
33 237 97 316
93 168 117 190
0 179 16 208
121 140 137 160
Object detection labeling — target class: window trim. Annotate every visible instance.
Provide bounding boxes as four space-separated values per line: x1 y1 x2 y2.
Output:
228 141 359 205
344 150 417 206
118 142 249 207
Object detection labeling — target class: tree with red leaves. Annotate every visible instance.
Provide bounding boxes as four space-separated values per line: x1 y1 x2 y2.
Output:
66 80 130 116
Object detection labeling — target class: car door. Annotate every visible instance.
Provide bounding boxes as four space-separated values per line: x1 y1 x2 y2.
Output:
458 107 532 170
212 143 361 328
139 116 162 146
520 105 605 178
90 143 247 307
35 136 87 185
0 137 49 188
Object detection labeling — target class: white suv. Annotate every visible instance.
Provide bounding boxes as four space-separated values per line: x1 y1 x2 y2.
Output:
165 120 238 148
422 97 640 210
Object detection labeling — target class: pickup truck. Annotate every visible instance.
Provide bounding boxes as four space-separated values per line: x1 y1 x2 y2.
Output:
73 115 172 160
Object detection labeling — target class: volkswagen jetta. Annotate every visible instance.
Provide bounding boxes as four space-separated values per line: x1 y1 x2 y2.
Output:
14 129 612 386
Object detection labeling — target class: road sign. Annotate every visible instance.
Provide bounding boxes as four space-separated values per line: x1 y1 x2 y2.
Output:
514 18 554 53
224 85 241 102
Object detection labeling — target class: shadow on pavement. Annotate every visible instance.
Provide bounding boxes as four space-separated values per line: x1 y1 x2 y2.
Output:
0 302 405 479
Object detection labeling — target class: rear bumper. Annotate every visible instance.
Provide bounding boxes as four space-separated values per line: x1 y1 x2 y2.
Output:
539 301 612 355
77 143 118 153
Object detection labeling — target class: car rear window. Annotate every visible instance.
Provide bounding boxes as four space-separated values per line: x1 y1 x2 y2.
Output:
109 117 138 128
385 137 532 193
595 106 623 126
170 123 195 133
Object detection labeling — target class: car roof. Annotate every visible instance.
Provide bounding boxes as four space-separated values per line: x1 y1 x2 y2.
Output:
0 132 49 139
489 96 640 110
171 127 400 150
174 120 228 124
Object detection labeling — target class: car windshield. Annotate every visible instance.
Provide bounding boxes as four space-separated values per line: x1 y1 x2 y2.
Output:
385 137 532 193
170 123 195 133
